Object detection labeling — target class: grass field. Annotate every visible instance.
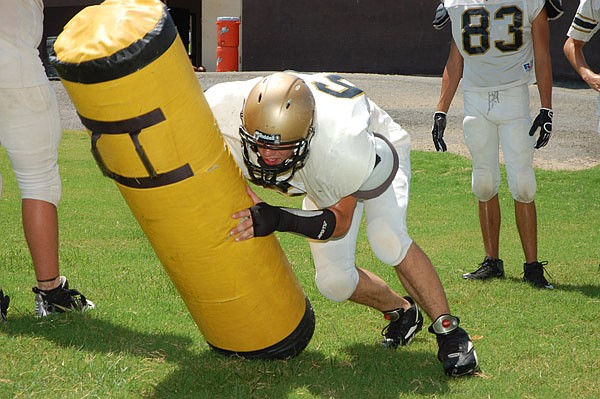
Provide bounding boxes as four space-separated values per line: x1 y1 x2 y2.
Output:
1 130 599 398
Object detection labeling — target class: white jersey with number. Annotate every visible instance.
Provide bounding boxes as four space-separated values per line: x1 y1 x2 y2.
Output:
567 0 600 42
205 72 411 208
0 0 48 88
445 0 545 92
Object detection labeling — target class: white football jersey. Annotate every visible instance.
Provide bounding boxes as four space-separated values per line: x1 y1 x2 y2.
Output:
567 0 600 42
204 72 410 208
445 0 545 91
0 0 48 88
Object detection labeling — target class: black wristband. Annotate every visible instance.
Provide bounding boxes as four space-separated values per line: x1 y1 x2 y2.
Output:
250 202 336 240
277 207 336 240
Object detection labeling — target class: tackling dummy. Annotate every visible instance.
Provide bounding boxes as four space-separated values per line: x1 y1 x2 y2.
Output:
52 0 314 359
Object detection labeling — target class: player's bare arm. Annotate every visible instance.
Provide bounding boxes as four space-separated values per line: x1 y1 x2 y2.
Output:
532 7 553 110
436 41 463 114
529 7 554 149
563 38 600 92
432 41 463 152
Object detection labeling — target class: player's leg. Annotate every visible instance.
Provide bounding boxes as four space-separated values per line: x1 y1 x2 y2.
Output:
500 85 553 289
3 86 63 285
2 85 95 315
462 91 504 280
364 182 478 376
303 197 409 310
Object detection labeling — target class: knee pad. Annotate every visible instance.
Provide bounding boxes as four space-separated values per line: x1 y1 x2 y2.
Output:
314 265 359 302
508 169 536 203
366 217 412 265
471 169 499 202
18 171 62 207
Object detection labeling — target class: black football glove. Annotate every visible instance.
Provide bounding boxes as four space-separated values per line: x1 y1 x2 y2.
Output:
432 112 448 152
249 202 280 237
529 108 553 149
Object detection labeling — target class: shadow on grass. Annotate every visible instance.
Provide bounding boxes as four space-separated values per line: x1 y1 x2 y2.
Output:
505 276 600 298
4 315 450 398
546 282 600 298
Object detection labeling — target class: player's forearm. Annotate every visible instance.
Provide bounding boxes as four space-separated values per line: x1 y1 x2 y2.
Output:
437 43 463 113
564 38 600 92
533 48 552 109
532 9 552 109
535 63 553 109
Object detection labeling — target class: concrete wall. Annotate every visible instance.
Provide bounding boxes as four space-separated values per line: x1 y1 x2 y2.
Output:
42 1 600 82
239 0 600 82
201 0 242 71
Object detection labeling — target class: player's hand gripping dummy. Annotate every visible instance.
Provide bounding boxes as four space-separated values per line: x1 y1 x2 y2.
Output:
431 112 448 152
230 186 336 242
51 0 314 360
529 108 553 149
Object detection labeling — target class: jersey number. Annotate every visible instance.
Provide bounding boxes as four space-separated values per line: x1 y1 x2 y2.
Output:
462 6 523 55
313 74 364 99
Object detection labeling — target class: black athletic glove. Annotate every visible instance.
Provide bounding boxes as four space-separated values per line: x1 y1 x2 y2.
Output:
529 108 553 149
0 289 9 322
249 202 280 237
432 112 448 152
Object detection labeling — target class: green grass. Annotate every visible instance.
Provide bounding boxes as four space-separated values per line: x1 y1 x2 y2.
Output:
0 131 598 398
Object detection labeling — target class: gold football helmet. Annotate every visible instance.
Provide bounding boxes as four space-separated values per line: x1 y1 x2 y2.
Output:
239 72 315 192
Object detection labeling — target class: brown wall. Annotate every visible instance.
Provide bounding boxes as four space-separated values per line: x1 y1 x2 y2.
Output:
241 0 599 82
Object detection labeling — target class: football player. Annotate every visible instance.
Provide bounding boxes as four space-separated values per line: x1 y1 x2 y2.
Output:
206 72 479 377
0 0 95 319
433 0 563 29
431 0 554 288
563 0 600 134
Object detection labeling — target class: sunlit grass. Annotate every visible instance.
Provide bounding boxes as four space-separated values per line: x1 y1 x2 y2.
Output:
0 131 598 398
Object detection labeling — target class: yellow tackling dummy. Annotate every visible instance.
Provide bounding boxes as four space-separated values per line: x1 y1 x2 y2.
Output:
53 0 314 359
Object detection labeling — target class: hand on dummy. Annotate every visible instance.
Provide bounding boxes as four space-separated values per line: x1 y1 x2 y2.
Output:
529 108 553 149
229 185 263 242
432 112 448 152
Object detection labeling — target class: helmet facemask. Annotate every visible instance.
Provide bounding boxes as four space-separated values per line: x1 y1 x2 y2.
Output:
239 125 313 193
239 72 315 193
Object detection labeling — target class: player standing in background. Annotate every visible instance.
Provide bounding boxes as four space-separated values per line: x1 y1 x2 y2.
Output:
431 0 555 289
432 0 563 29
206 72 479 377
0 0 94 320
563 0 600 134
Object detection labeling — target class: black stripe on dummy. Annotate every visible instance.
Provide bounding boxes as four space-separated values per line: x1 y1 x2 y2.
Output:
52 7 177 84
79 109 194 189
209 297 315 360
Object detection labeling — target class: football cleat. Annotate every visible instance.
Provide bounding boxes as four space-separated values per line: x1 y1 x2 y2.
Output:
429 315 479 377
462 257 505 280
523 261 554 289
381 296 423 348
32 276 95 317
0 289 9 322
